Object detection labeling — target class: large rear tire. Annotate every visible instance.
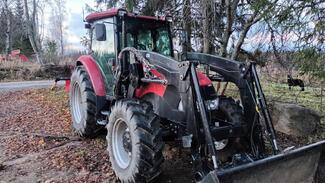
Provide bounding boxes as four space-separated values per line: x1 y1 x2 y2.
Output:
106 99 164 183
69 66 103 138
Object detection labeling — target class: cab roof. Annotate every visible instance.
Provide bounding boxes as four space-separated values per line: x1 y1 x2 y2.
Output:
85 8 167 22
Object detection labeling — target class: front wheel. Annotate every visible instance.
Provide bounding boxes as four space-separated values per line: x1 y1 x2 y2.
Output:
106 99 164 182
213 97 248 161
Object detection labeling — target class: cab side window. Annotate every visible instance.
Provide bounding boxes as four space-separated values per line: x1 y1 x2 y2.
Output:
92 18 115 61
91 18 115 95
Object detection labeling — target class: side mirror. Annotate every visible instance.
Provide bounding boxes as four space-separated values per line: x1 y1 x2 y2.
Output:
95 23 106 41
85 23 91 29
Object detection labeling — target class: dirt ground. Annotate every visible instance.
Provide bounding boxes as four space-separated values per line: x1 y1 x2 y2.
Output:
0 89 193 183
0 88 324 183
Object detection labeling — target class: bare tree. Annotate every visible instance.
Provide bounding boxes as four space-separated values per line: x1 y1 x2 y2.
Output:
3 0 12 58
214 0 278 60
87 0 322 64
23 0 43 64
49 0 66 56
182 0 192 52
201 0 214 54
219 0 239 57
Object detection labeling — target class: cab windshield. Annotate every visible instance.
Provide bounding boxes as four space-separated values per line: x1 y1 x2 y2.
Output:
125 18 172 57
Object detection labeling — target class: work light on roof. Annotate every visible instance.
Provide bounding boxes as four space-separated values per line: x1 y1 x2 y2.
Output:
165 16 173 22
118 9 127 16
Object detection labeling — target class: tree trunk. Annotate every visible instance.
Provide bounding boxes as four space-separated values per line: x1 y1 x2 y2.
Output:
202 0 214 54
60 27 64 55
219 0 239 57
23 0 43 64
231 13 259 60
214 0 225 48
4 0 11 59
58 0 64 56
182 0 192 52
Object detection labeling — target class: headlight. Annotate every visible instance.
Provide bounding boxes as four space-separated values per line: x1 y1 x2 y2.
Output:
206 98 219 110
165 16 173 22
118 9 127 16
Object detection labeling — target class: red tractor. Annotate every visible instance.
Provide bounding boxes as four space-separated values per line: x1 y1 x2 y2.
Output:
69 8 325 183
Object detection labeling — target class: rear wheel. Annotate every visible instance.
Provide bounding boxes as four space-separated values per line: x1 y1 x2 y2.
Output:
69 66 103 137
106 99 164 183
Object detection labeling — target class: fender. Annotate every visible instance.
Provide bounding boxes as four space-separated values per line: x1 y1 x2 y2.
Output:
76 55 106 97
134 70 211 98
135 69 167 98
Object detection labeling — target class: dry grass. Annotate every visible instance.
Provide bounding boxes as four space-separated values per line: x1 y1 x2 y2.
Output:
0 60 40 82
0 57 74 82
0 59 40 72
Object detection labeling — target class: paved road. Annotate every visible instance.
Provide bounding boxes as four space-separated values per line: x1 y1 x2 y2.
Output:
0 80 65 92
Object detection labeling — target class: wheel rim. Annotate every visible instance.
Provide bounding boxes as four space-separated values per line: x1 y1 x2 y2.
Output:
71 82 83 124
112 118 132 169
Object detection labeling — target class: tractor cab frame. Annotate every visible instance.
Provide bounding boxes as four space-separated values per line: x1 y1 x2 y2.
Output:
82 8 174 114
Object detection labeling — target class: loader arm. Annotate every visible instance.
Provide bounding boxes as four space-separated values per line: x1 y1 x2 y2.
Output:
116 48 325 183
184 53 325 183
185 52 278 154
185 53 257 133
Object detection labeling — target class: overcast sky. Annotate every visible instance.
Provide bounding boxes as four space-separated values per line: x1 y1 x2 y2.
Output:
45 0 95 53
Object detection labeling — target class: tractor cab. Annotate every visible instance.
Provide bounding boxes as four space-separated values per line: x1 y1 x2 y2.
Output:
86 8 173 59
85 8 173 95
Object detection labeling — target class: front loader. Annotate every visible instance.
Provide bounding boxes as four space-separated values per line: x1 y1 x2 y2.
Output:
68 8 325 183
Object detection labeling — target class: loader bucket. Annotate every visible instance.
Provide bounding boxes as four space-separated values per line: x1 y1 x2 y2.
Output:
201 140 325 183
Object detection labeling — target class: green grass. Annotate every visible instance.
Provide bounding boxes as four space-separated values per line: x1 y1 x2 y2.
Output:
261 82 324 115
217 81 324 118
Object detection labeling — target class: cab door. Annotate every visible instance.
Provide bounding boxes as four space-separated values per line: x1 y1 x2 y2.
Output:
91 18 116 96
